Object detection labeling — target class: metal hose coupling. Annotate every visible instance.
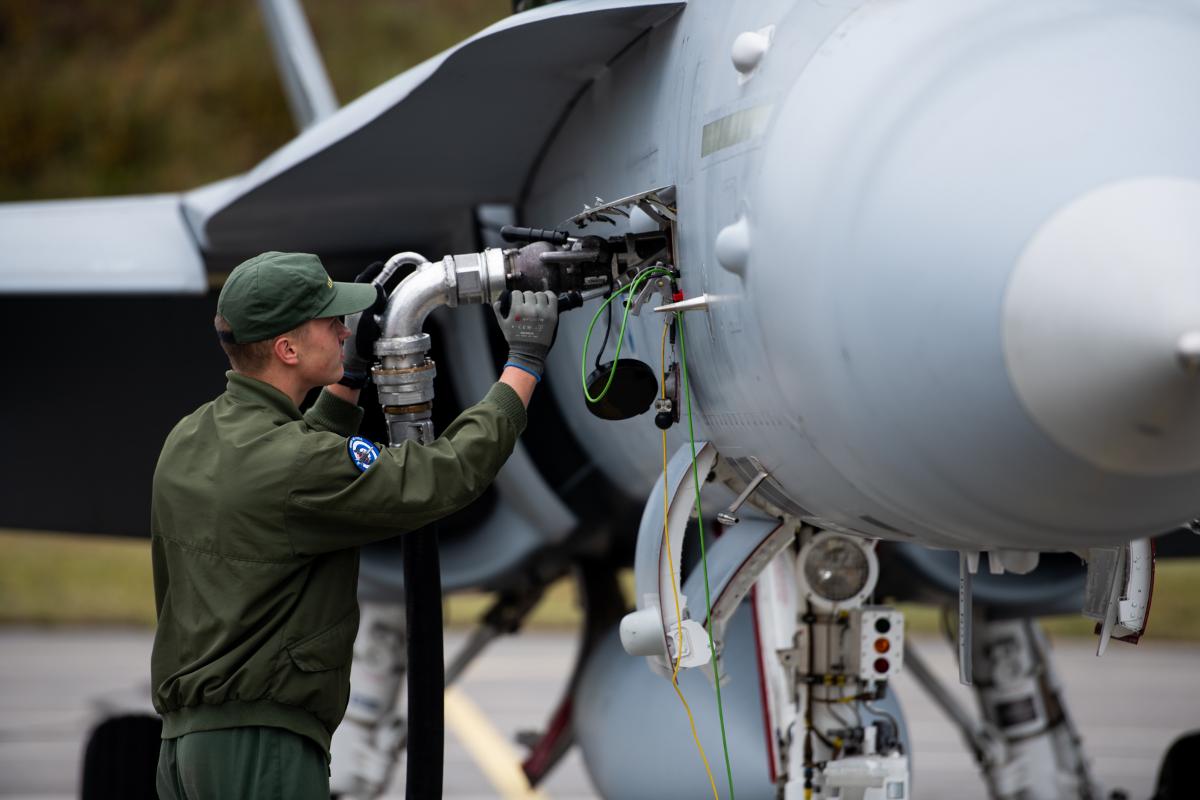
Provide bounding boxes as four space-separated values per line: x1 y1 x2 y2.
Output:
373 249 508 446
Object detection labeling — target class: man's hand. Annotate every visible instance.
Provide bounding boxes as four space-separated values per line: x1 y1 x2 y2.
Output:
339 262 388 390
493 290 559 381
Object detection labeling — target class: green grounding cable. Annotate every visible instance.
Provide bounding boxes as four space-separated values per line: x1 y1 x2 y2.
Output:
580 268 674 403
576 275 737 798
676 311 737 800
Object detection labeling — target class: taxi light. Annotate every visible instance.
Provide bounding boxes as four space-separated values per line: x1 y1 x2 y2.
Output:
802 536 870 602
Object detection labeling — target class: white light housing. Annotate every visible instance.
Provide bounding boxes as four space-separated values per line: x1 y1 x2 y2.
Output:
797 533 879 609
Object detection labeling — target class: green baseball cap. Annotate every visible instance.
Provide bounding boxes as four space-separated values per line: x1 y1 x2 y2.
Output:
217 252 377 343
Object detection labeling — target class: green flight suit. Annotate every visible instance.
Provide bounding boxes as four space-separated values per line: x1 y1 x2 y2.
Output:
156 726 328 800
150 371 525 796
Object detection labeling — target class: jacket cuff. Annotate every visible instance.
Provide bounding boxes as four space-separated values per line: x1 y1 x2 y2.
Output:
305 389 365 436
483 382 528 434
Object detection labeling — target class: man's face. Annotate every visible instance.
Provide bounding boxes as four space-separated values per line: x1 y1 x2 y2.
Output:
295 316 351 388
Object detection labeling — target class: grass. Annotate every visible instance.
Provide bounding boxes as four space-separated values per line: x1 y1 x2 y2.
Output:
0 529 592 630
444 578 591 630
3 530 1199 642
0 530 158 627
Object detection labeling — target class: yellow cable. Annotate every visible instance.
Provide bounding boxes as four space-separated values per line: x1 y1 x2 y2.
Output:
659 320 720 800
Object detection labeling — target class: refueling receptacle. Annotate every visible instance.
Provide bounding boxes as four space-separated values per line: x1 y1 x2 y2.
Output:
458 186 685 422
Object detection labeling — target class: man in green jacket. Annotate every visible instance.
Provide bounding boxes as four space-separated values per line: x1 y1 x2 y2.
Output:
151 251 558 799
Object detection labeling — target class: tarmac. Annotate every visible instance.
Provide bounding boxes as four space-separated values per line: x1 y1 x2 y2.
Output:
1 628 1196 799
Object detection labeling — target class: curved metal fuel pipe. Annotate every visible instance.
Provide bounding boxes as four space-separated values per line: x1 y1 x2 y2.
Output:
372 248 508 799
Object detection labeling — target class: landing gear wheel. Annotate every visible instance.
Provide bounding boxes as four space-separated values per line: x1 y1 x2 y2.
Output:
80 714 162 800
1153 730 1200 800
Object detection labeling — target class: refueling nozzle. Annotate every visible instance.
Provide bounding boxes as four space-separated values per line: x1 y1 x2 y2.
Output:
494 286 606 319
499 225 573 246
428 211 676 324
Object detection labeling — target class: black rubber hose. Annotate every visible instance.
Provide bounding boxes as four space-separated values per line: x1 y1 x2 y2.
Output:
499 224 570 245
403 525 443 799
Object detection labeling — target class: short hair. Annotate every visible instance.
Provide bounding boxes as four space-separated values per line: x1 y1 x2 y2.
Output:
214 313 284 373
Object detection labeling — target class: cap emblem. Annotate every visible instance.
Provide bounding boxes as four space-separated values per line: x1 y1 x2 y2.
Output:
327 277 334 288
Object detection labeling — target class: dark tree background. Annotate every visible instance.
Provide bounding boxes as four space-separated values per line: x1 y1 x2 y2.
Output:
0 0 508 201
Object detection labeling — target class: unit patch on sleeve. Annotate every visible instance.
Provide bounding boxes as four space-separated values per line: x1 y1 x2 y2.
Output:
347 436 381 472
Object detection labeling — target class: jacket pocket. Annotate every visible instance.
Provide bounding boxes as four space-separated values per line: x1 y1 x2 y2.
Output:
286 608 358 672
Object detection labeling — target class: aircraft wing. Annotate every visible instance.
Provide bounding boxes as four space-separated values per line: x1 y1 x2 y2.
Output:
0 194 207 293
188 0 685 256
0 0 683 292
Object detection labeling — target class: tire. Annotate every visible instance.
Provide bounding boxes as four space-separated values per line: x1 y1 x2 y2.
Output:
1153 730 1200 800
80 714 162 800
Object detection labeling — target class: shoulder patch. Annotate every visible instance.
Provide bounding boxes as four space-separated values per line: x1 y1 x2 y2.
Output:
347 436 380 472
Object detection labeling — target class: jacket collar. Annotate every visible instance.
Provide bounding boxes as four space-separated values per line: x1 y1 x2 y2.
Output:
224 371 303 421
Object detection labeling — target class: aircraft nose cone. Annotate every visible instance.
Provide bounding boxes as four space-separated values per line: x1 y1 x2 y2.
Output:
1004 177 1200 476
745 0 1200 545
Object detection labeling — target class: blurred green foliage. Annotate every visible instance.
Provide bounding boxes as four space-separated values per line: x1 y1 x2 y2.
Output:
4 529 1200 641
0 530 158 626
0 529 592 629
0 0 508 201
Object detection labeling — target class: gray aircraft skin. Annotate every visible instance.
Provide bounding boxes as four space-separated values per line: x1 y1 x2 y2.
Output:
6 0 1199 555
529 0 1200 553
5 0 1200 797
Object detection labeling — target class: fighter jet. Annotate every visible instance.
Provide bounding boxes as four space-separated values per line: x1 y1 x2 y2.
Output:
4 0 1200 798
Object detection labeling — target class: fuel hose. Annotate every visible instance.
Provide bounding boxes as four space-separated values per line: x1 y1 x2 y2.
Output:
403 525 443 799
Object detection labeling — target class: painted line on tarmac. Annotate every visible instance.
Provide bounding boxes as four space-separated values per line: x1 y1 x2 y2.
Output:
444 686 550 800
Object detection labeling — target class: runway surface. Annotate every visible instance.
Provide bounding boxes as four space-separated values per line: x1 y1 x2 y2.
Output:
1 627 1195 799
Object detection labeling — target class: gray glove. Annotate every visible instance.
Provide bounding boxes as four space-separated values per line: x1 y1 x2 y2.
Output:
339 263 387 389
493 290 559 380
339 308 374 386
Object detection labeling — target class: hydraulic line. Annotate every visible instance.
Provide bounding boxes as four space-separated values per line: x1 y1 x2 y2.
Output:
677 311 737 800
804 602 817 793
659 320 720 800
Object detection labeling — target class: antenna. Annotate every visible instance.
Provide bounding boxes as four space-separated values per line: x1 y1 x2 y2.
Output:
256 0 338 130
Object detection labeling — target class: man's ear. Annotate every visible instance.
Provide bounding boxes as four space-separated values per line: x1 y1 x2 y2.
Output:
272 332 301 366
